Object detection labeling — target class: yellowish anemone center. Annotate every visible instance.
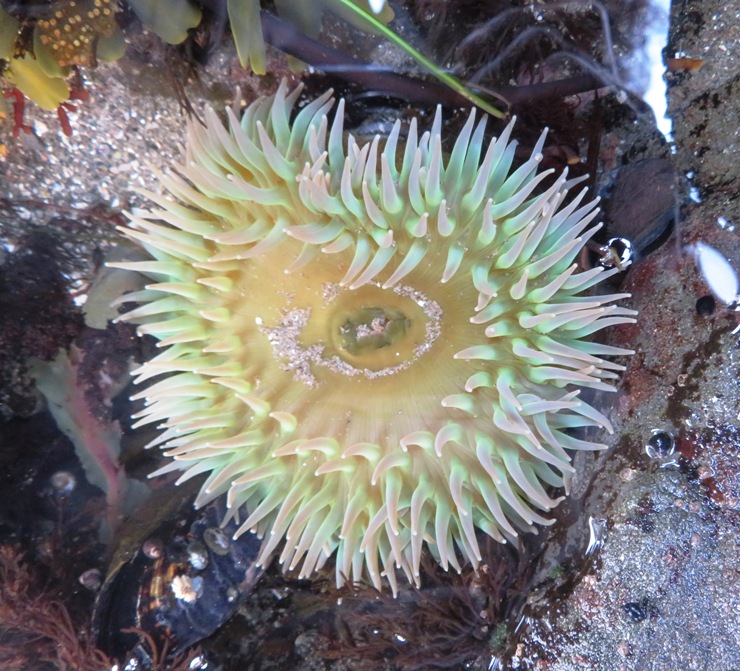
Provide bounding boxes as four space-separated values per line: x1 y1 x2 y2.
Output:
216 236 486 453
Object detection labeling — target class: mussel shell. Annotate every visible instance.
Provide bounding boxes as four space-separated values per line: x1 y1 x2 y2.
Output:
604 158 676 253
94 485 263 660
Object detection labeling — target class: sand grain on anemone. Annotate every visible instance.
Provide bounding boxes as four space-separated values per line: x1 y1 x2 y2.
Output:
112 81 636 593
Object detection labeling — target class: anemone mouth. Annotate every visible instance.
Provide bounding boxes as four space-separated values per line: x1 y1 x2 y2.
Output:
112 81 636 593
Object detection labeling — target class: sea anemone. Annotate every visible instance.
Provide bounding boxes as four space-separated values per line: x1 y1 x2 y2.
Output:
112 81 636 593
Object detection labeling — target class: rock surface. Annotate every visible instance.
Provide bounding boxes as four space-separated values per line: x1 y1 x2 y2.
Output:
513 0 740 668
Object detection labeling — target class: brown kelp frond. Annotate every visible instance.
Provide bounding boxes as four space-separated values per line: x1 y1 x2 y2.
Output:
0 547 202 671
315 541 533 669
122 627 205 671
0 546 111 671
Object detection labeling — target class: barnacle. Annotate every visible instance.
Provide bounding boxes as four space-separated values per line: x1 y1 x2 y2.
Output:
113 82 636 593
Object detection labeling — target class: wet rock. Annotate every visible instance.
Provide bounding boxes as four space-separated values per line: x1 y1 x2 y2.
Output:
511 0 740 668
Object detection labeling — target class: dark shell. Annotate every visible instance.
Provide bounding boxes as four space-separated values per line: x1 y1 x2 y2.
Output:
94 490 263 660
695 294 716 316
604 158 676 253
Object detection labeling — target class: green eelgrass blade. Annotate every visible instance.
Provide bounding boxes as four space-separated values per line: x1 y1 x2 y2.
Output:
332 0 506 118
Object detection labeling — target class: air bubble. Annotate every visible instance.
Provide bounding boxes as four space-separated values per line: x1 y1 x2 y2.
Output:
645 430 675 458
